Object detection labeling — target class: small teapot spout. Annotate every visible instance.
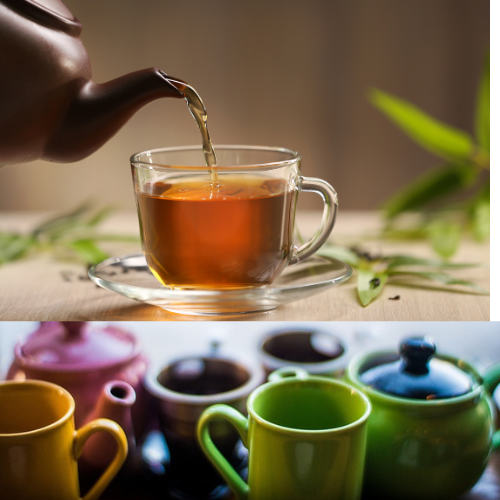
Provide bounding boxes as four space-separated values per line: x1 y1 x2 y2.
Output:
82 381 137 470
44 68 184 163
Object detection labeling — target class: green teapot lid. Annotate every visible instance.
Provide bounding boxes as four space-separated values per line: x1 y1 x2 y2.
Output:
360 338 473 400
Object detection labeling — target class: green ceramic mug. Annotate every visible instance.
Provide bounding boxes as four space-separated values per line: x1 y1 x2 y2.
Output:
197 367 371 500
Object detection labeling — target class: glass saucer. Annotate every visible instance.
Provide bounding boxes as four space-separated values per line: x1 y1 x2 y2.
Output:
88 253 352 316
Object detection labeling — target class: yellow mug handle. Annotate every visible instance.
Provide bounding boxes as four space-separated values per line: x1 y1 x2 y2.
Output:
74 418 128 500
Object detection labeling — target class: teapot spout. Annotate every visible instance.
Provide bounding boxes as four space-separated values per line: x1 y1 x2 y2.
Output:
82 381 137 470
44 68 184 163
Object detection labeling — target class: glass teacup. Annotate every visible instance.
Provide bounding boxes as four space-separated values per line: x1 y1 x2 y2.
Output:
131 145 337 290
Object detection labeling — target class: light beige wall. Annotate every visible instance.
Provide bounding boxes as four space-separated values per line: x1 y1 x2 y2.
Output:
0 0 489 211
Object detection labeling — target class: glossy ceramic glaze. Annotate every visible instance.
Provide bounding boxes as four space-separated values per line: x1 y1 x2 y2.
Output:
360 338 473 399
7 322 149 436
82 381 137 471
346 351 500 500
0 380 127 500
145 355 264 499
0 0 183 165
198 369 371 500
258 327 347 376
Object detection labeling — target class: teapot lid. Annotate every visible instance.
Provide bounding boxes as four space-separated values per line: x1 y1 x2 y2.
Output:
3 0 82 36
360 338 473 399
16 322 140 371
29 0 73 19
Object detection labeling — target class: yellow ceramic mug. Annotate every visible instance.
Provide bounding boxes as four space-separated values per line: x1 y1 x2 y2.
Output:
0 380 128 500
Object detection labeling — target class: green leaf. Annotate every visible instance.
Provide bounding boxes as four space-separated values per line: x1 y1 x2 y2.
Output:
87 207 115 227
357 268 389 306
475 53 490 152
370 88 474 162
318 245 360 267
390 270 488 294
382 163 476 218
471 200 490 242
386 255 477 270
381 225 428 240
0 233 37 263
35 206 116 242
68 239 109 265
32 202 91 237
426 219 461 259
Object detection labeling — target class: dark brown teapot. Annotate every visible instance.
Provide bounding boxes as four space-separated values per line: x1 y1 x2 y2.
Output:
0 0 184 165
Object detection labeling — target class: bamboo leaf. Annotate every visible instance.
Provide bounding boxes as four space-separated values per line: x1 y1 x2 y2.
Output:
390 270 488 294
386 255 477 270
426 219 461 259
370 88 474 162
382 163 476 218
32 202 91 237
34 206 116 242
381 226 428 240
68 239 109 265
0 233 37 263
318 245 360 267
471 200 490 242
87 207 115 227
357 268 389 306
475 53 490 152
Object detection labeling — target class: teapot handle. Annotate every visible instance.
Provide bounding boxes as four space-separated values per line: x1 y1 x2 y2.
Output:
484 364 500 449
74 418 128 500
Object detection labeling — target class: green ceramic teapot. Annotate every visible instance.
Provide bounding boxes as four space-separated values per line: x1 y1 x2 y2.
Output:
345 337 500 500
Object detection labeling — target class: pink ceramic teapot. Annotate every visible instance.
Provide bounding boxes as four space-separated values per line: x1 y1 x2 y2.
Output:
0 0 184 165
7 321 149 442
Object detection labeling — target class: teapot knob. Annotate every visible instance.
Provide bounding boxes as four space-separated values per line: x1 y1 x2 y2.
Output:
61 321 86 340
400 337 436 375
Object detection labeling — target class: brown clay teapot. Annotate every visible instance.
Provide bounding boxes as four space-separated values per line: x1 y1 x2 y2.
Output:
0 0 184 165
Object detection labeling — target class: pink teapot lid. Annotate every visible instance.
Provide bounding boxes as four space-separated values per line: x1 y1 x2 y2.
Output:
15 322 141 372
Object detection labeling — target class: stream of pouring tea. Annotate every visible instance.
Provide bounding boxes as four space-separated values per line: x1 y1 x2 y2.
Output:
167 77 218 185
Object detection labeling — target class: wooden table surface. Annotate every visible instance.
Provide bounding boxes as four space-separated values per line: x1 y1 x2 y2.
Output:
0 210 489 321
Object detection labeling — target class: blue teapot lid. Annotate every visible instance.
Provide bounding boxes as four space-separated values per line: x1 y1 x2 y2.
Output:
360 338 473 399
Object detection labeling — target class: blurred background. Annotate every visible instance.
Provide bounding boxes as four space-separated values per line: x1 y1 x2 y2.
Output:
0 0 489 212
2 321 500 378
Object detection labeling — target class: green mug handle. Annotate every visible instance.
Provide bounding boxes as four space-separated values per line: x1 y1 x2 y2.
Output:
197 368 311 500
197 405 250 500
483 363 500 449
268 366 309 382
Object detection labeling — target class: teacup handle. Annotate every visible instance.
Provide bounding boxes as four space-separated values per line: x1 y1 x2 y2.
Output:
197 405 250 500
74 418 128 500
268 366 310 382
289 176 338 265
484 364 500 449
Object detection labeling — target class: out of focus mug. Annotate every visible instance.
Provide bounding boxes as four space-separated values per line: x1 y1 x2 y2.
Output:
0 380 128 500
145 354 264 499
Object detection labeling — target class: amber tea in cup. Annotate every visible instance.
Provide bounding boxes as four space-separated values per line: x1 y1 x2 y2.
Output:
131 146 337 290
